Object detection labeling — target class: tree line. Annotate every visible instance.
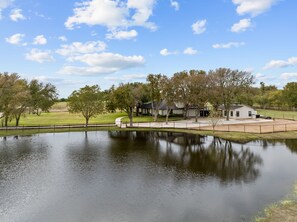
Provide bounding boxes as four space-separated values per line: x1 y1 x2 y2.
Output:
1 68 296 127
0 72 58 126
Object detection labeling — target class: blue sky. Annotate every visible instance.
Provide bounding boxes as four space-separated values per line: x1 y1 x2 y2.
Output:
0 0 296 98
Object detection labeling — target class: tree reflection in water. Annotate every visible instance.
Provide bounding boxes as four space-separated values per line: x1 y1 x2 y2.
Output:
66 132 101 174
108 131 262 184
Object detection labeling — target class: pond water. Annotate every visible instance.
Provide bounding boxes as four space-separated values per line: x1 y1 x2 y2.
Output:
0 131 297 222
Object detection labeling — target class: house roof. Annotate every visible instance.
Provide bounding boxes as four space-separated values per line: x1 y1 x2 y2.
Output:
141 101 179 110
219 104 255 111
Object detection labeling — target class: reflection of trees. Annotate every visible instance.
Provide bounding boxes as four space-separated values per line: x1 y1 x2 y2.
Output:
66 132 100 173
108 131 262 184
260 139 297 154
284 140 297 153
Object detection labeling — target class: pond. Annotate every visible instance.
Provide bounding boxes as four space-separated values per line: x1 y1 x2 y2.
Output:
0 131 297 222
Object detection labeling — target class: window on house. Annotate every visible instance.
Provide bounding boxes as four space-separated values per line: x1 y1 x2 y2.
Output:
224 111 227 116
248 111 252 117
236 111 240 117
230 111 233 117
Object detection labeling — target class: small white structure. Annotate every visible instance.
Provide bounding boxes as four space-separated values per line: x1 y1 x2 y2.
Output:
220 104 257 119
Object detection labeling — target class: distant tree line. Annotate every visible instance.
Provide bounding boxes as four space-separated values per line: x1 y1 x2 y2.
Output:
0 72 58 126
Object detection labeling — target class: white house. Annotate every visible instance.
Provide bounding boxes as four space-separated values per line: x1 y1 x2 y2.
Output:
140 101 210 117
220 104 257 119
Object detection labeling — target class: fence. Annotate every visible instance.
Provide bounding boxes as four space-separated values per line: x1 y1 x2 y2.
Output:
0 124 116 136
123 121 297 134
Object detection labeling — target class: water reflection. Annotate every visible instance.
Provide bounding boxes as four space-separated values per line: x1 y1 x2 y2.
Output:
1 132 297 222
66 132 101 174
108 131 262 184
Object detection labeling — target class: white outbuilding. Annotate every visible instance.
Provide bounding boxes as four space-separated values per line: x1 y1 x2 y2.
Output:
220 104 257 119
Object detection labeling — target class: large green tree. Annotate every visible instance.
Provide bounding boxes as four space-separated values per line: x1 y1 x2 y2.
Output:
0 73 31 126
147 74 167 121
208 68 254 120
68 85 104 126
172 71 192 119
160 76 176 124
29 79 58 115
283 82 297 109
188 70 208 122
111 83 142 127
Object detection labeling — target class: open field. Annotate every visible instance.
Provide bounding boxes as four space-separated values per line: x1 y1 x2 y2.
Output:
257 109 297 120
8 112 125 126
49 102 68 112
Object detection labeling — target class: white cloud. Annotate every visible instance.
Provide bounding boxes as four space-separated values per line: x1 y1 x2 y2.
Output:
33 35 47 45
264 57 297 69
58 36 67 42
106 29 138 40
105 73 146 81
0 0 14 19
281 73 297 80
10 8 26 21
212 41 245 49
68 52 144 67
183 47 198 55
170 0 179 11
65 0 157 31
127 0 157 30
5 33 25 45
25 48 55 63
255 73 271 82
192 19 206 35
34 12 51 20
58 66 117 76
232 0 278 17
58 52 145 76
160 48 178 56
231 18 251 32
56 41 107 57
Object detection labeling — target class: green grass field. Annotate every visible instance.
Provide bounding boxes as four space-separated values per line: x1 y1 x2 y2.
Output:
6 112 125 126
257 109 297 120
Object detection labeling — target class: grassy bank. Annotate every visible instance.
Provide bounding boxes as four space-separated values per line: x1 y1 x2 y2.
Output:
2 124 297 143
255 184 297 222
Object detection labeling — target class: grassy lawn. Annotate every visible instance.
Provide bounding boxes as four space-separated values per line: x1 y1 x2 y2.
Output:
5 112 126 126
257 109 297 120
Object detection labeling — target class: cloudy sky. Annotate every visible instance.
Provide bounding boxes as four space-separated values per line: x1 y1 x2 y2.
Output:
1 0 296 97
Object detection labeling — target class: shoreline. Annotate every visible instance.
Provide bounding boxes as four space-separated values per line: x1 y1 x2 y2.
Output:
1 125 297 143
